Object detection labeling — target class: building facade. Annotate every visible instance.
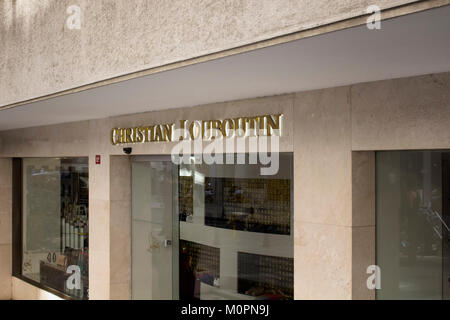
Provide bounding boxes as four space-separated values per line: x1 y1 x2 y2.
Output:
1 0 450 300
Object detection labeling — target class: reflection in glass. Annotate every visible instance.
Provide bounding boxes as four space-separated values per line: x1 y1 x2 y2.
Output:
238 252 293 299
178 153 294 300
204 177 290 235
376 151 450 300
131 161 176 300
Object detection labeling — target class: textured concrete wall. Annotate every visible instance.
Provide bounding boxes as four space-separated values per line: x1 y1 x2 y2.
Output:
0 0 420 107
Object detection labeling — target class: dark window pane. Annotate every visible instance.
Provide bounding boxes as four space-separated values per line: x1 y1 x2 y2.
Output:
376 151 447 300
179 153 293 300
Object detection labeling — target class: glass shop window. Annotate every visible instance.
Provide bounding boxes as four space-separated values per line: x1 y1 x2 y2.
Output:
376 151 450 300
21 158 89 299
178 153 294 300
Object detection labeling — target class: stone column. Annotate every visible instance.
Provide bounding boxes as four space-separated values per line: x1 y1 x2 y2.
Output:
293 87 353 299
88 154 111 300
109 156 131 300
0 158 12 300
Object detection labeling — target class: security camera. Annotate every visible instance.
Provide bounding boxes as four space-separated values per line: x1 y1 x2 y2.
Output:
123 147 132 155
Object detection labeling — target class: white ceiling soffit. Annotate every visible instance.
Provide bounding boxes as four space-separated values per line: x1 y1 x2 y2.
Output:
1 5 449 131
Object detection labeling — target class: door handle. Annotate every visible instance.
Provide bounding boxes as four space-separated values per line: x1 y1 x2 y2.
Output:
164 239 172 247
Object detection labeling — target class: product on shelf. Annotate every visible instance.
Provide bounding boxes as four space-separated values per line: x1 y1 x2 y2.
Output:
179 176 194 222
238 252 293 300
204 177 291 235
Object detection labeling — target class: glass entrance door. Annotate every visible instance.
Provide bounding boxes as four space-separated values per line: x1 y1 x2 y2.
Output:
130 153 294 300
131 157 178 300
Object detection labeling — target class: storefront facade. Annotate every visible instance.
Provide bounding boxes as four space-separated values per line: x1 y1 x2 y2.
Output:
1 1 450 301
0 70 449 300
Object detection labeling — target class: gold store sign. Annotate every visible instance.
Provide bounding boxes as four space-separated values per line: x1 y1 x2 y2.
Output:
111 114 282 145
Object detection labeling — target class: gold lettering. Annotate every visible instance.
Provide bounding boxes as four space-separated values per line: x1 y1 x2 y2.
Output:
137 127 145 143
234 118 246 137
210 120 222 140
147 125 155 142
118 128 125 144
179 120 187 141
266 114 282 136
125 128 133 143
202 120 211 139
109 114 283 145
111 128 118 145
139 127 148 142
259 115 266 135
154 125 163 141
246 117 260 136
162 124 173 142
222 119 235 137
133 128 138 142
189 121 201 140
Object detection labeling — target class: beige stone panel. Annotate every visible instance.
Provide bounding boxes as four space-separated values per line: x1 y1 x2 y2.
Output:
0 158 11 187
110 156 131 202
0 186 11 217
12 277 36 300
88 118 114 155
352 72 450 150
11 277 63 300
351 226 375 300
0 213 12 245
88 199 110 254
109 157 132 295
294 87 352 226
0 244 11 300
294 222 352 300
89 155 110 201
89 198 110 300
0 0 419 107
0 130 24 158
0 121 90 158
89 249 110 300
110 200 131 285
110 282 131 300
352 152 375 227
